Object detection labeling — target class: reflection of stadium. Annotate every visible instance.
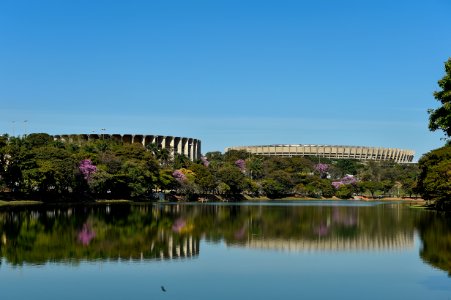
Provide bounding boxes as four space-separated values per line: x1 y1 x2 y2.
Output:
53 133 201 161
155 235 200 260
234 233 414 252
226 144 415 163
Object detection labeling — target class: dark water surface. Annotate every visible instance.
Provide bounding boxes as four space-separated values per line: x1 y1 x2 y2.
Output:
1 201 450 300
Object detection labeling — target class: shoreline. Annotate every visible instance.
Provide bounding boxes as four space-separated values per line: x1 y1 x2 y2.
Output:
0 196 426 207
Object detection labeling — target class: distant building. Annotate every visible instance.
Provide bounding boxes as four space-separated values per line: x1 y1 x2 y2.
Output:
54 133 201 161
225 144 414 163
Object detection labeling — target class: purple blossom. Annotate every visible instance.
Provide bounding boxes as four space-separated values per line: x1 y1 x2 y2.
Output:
332 175 358 189
79 159 97 181
332 181 344 189
315 163 329 178
315 163 329 174
235 159 246 171
172 170 187 183
341 175 357 185
78 223 96 245
201 156 210 167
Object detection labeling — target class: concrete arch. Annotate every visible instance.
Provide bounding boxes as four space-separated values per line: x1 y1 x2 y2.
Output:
144 135 155 146
133 135 144 145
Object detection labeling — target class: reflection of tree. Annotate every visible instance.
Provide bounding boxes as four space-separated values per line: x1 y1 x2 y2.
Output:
0 203 418 265
416 211 451 275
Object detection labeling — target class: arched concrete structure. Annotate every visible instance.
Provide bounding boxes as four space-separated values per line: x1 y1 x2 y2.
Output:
53 133 201 161
226 144 415 163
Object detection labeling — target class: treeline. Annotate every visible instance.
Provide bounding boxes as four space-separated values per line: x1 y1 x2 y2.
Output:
0 133 420 202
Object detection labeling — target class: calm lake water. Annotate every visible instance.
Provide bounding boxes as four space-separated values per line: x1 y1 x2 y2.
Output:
1 201 450 300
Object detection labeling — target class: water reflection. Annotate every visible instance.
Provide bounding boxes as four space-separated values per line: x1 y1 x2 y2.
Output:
78 223 96 246
416 211 451 276
0 202 449 275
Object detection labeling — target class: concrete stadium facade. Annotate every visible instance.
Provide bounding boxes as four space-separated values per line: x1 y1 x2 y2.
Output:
54 134 201 161
226 144 415 163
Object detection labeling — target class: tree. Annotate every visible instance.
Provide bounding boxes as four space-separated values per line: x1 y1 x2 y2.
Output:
359 181 383 198
247 157 263 179
261 178 285 198
428 58 451 140
216 165 246 195
334 159 362 177
189 164 216 193
24 133 53 149
417 145 451 209
335 184 354 199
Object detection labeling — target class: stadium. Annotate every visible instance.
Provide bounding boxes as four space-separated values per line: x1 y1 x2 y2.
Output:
53 133 201 161
225 144 415 163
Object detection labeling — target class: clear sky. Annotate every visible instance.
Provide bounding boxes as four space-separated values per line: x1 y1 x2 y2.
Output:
1 0 450 159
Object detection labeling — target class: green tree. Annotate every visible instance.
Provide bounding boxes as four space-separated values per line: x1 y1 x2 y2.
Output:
334 159 362 177
216 165 246 195
359 181 383 198
261 178 285 198
189 164 217 193
335 184 354 199
428 58 451 140
247 157 263 179
24 133 53 149
417 145 451 209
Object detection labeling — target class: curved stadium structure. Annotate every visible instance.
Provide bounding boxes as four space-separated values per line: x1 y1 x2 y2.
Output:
226 144 415 163
54 134 201 161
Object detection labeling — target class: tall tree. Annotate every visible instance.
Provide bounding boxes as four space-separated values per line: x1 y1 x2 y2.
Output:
428 57 451 140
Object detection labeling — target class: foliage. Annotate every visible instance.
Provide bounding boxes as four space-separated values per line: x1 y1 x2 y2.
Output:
359 181 383 198
200 156 210 167
79 159 97 181
216 165 246 195
333 159 362 177
428 58 451 140
173 169 187 183
235 159 246 172
335 184 354 199
417 145 451 209
0 134 422 201
332 175 357 189
261 178 286 198
314 163 329 179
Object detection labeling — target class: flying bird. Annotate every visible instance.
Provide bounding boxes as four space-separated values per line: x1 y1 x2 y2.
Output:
161 286 166 292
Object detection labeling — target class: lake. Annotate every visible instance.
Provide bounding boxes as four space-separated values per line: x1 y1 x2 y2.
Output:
1 201 450 300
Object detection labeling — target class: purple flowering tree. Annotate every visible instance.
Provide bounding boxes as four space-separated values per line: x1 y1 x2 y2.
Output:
314 163 329 178
79 159 97 181
172 169 187 183
235 159 246 172
332 175 358 189
332 181 343 189
201 156 210 167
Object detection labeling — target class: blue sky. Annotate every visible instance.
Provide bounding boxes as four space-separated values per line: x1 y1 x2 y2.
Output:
1 0 450 159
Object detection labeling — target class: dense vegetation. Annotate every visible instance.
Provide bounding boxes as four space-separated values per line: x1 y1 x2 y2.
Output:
417 57 451 210
0 133 419 202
